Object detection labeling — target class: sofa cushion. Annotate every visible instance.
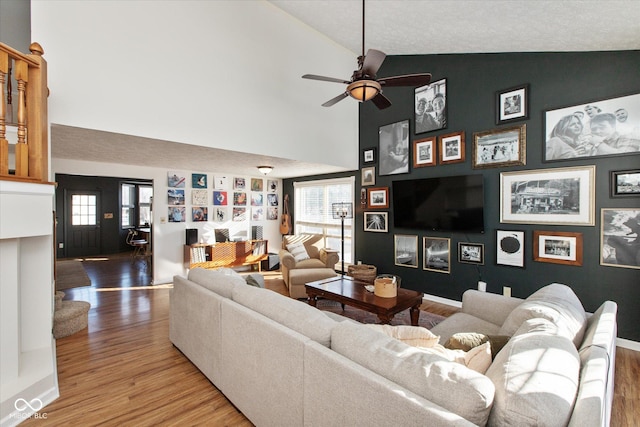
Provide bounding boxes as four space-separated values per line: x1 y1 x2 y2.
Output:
331 321 495 426
499 283 587 346
486 318 580 426
188 267 245 299
232 284 336 347
365 324 440 348
286 242 310 262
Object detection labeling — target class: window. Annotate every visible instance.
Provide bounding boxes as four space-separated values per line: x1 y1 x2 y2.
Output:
71 194 97 225
121 184 135 228
139 186 153 226
294 177 355 270
121 183 153 228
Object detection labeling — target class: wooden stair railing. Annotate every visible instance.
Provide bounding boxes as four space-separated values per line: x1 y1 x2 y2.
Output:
0 42 49 183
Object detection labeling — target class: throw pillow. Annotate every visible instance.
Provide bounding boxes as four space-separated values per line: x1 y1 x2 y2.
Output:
245 274 264 288
286 242 310 262
464 342 492 374
445 332 510 360
444 332 488 351
366 324 440 348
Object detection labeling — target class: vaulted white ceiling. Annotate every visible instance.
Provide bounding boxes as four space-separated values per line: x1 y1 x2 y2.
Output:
51 1 640 179
268 0 640 56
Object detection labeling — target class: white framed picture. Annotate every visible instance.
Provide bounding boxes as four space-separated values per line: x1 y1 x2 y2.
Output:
496 230 525 268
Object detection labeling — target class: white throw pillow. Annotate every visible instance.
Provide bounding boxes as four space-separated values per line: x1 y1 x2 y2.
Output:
287 242 310 262
366 324 440 348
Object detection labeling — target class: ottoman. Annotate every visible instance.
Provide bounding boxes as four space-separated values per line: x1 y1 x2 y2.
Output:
53 300 91 339
288 268 338 299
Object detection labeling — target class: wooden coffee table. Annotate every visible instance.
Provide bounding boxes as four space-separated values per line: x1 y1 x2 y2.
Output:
305 276 424 326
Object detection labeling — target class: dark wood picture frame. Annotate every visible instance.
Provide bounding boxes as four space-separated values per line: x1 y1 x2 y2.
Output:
533 230 583 266
413 137 436 168
439 131 465 165
472 124 526 169
367 187 389 209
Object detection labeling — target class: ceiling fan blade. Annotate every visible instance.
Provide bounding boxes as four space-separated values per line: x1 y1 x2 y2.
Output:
321 92 349 107
378 73 432 87
302 74 350 84
371 93 392 110
361 49 386 77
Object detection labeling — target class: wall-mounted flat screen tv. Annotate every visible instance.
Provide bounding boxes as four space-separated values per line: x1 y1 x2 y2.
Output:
392 174 485 233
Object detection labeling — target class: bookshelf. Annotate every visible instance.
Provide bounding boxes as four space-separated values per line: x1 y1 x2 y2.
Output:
184 240 268 271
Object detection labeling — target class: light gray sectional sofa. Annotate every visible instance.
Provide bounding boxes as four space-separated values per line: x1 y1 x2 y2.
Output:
170 268 617 427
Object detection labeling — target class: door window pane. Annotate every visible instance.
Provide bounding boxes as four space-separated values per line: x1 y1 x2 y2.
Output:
72 194 97 226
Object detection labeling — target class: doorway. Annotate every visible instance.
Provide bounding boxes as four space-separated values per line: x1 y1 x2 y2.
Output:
64 189 101 258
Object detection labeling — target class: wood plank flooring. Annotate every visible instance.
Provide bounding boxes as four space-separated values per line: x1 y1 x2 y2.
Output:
21 254 640 426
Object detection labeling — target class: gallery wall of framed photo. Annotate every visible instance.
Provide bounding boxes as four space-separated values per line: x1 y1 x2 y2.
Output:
349 50 640 342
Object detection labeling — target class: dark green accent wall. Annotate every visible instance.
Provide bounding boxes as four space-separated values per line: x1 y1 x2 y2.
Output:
285 50 640 341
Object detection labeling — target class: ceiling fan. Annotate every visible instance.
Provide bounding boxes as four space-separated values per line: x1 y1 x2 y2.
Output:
302 0 431 109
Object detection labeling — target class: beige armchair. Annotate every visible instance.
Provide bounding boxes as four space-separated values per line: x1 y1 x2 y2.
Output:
279 234 339 290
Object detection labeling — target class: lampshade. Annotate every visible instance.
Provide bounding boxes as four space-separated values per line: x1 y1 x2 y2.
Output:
347 80 381 102
332 202 353 219
257 166 273 175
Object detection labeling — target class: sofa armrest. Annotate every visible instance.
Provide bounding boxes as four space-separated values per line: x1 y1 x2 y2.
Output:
319 248 339 268
279 249 297 270
461 290 524 327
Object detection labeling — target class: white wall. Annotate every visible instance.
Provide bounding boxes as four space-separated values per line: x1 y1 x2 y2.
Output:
53 158 283 284
31 0 359 171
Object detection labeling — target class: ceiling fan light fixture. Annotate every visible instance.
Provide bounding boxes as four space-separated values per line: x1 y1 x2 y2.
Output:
257 166 274 175
347 80 381 102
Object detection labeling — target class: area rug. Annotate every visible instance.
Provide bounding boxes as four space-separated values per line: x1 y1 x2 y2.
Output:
315 299 445 329
56 260 92 290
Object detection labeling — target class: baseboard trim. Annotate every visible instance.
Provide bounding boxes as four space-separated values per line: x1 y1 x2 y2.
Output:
616 338 640 351
423 294 640 351
423 293 462 308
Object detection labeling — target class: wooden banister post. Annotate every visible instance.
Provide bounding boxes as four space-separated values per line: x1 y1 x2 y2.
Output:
0 50 8 175
14 58 28 177
27 42 48 181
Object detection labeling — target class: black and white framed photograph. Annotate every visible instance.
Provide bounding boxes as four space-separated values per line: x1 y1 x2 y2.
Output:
544 91 640 162
364 212 388 233
413 137 436 168
379 120 410 175
367 187 389 209
439 131 466 164
472 124 526 169
363 148 376 164
610 169 640 197
500 165 596 226
533 230 583 266
423 237 450 273
362 166 376 186
496 84 529 124
496 230 525 268
600 208 640 270
415 78 447 134
395 234 418 268
458 242 484 265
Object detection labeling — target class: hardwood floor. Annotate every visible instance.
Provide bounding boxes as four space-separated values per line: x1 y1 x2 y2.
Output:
22 254 640 426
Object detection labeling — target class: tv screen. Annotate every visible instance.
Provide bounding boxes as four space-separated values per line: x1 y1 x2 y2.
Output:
392 174 485 233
